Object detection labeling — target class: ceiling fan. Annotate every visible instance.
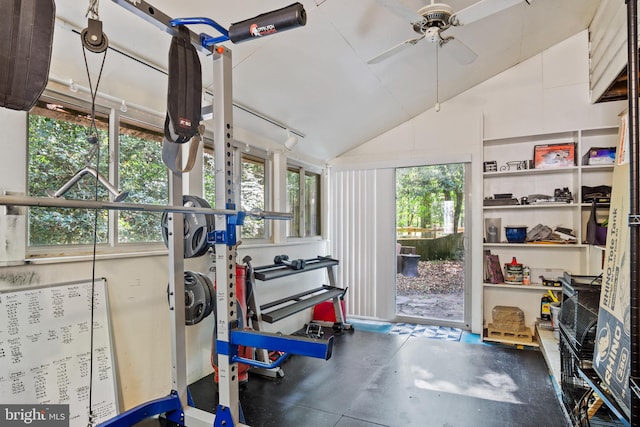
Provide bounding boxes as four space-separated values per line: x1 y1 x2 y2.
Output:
367 0 533 65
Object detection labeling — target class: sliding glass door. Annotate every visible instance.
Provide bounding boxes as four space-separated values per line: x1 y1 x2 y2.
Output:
395 163 469 328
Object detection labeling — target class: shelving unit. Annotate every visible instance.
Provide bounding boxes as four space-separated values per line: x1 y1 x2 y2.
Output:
481 126 619 341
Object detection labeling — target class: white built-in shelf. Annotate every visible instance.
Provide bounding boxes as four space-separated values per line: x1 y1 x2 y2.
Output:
483 243 586 249
483 166 578 178
482 131 577 147
483 283 561 291
483 203 578 210
579 203 610 208
536 325 561 388
582 164 615 172
481 125 618 352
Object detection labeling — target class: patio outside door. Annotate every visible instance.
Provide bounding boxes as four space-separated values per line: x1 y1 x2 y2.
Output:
395 163 470 328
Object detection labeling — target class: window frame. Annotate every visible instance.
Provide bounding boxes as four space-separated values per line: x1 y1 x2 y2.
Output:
239 151 272 242
202 143 273 244
286 162 322 239
26 92 168 258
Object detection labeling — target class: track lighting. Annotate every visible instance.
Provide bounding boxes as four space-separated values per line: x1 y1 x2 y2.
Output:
284 129 299 150
120 100 128 113
69 79 78 92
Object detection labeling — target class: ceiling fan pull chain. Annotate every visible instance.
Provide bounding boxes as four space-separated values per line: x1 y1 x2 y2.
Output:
435 43 441 112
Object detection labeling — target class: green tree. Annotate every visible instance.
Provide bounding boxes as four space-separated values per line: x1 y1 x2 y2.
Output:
118 131 167 243
28 103 168 246
396 164 465 235
28 111 110 245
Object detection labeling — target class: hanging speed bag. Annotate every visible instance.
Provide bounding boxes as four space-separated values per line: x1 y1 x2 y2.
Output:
0 0 56 111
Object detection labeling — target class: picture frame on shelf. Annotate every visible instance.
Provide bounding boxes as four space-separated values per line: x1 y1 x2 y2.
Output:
483 160 497 173
533 143 576 169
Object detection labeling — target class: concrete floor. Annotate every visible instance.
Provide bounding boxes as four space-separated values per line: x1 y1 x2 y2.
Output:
137 327 568 427
396 292 464 322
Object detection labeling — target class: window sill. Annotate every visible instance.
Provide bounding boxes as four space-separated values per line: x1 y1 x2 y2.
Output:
238 236 325 249
25 248 168 265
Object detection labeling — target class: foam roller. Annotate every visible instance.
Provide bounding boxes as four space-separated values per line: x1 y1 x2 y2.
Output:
229 3 306 43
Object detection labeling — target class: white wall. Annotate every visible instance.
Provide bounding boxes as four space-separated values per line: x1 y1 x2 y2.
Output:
330 30 626 334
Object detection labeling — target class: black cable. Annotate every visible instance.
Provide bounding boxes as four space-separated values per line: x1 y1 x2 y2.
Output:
81 38 108 427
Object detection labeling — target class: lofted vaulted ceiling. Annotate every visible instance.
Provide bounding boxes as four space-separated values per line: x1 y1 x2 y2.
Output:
52 0 603 162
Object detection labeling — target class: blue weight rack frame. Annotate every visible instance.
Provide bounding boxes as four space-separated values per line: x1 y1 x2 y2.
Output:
98 2 328 427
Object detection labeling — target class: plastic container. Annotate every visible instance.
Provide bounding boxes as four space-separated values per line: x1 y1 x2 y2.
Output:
505 226 527 243
540 295 552 321
522 266 531 285
550 302 561 340
503 257 523 284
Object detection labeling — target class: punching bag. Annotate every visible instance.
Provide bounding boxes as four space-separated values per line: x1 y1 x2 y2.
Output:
0 0 56 111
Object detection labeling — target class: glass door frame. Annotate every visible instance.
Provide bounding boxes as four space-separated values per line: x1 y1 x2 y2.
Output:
393 162 472 330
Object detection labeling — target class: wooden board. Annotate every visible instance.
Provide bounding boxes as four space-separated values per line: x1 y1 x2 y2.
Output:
487 323 533 342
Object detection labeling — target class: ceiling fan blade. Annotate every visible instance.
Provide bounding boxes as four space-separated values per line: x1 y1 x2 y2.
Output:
450 0 525 26
442 37 478 65
376 0 423 23
367 35 425 64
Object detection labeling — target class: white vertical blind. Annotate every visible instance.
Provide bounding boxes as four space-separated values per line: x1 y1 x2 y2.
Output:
330 169 383 318
589 0 628 102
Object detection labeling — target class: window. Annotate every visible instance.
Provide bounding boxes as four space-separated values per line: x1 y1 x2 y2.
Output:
27 98 167 251
117 121 167 243
304 171 321 236
203 149 270 240
286 169 300 236
287 166 321 237
241 154 266 239
28 101 110 246
203 151 216 207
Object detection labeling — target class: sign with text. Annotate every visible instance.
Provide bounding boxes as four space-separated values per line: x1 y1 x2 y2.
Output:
0 280 118 427
592 114 630 417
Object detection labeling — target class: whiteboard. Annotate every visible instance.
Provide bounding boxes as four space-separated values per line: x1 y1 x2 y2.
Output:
0 279 118 426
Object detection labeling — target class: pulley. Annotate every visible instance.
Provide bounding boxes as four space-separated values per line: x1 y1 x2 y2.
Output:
161 195 214 258
167 271 214 325
81 18 109 53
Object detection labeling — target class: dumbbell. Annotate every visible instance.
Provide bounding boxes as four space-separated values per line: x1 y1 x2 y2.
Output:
274 255 306 270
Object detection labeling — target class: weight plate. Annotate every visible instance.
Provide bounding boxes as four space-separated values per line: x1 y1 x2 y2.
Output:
184 271 207 325
195 272 215 321
161 195 215 258
166 270 215 325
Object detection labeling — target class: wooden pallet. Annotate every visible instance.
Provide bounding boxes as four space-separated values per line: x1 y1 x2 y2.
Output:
487 323 533 343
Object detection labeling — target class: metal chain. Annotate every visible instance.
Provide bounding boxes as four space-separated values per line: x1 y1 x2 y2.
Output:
86 0 100 20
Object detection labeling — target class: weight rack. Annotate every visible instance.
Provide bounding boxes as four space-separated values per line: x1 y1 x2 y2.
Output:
244 256 350 378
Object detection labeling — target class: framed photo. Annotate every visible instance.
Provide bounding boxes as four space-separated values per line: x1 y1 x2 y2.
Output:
533 143 576 169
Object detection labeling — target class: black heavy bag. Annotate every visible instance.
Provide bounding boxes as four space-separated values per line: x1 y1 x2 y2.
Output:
165 25 202 144
0 0 56 111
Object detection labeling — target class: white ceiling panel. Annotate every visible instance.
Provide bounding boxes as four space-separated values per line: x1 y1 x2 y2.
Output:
51 0 603 162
